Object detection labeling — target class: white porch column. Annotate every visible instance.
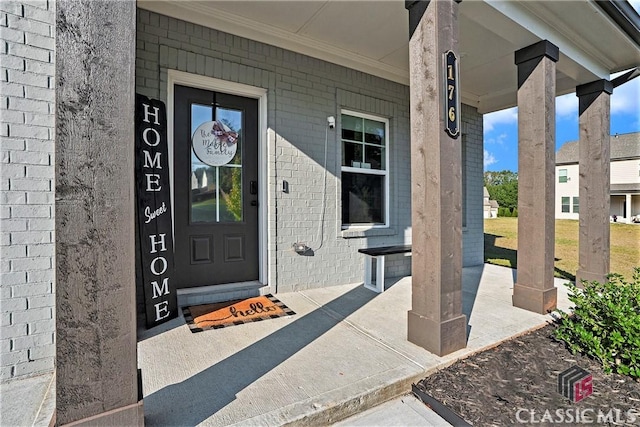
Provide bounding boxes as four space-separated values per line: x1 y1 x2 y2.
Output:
513 40 559 314
626 194 633 223
405 0 467 356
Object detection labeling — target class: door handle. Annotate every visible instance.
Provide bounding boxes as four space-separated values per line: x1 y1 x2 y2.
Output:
250 181 258 195
251 200 258 207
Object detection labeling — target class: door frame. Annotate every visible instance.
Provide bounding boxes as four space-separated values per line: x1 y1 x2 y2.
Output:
167 69 269 285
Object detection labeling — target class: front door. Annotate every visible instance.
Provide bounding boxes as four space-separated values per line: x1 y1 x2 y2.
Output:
174 85 259 288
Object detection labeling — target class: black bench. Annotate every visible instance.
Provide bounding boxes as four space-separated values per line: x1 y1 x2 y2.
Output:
358 244 412 292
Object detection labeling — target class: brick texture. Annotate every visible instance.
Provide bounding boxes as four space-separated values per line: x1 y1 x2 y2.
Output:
0 0 56 381
135 9 485 294
462 103 485 267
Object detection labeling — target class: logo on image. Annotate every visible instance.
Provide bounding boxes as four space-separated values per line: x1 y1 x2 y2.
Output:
558 365 592 403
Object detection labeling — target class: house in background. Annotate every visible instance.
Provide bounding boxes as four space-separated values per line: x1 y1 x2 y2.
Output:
483 187 499 218
555 132 640 222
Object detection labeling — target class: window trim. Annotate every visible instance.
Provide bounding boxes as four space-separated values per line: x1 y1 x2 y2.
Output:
340 109 390 229
559 168 568 183
561 196 570 213
573 196 579 213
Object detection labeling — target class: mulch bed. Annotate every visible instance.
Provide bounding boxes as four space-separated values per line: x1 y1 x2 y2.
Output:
415 324 640 426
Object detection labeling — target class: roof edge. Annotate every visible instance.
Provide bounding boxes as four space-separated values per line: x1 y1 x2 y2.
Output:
557 156 640 166
596 0 640 49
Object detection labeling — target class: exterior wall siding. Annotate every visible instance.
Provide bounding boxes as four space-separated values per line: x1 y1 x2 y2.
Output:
0 0 56 381
611 159 640 184
135 9 484 292
555 164 580 220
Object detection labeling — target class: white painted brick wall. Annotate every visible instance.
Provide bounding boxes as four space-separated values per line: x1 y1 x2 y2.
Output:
0 0 55 381
136 10 485 294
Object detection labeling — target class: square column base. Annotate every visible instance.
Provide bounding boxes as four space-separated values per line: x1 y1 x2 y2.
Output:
408 311 467 356
513 283 557 314
575 269 607 288
60 400 144 427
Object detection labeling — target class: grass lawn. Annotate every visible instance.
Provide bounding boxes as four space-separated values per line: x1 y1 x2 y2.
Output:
191 191 241 222
484 218 640 281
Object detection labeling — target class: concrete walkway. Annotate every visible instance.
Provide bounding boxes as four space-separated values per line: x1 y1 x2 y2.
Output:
137 264 572 426
335 394 451 426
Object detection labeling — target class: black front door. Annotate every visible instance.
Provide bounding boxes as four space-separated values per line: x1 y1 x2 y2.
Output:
174 85 259 288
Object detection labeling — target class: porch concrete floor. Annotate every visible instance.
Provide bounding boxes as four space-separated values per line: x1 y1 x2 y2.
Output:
0 371 55 427
137 264 572 426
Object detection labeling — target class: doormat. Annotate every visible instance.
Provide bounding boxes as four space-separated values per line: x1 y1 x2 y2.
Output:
182 295 295 332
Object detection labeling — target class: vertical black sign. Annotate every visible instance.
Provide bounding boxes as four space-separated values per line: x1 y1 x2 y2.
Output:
135 94 178 328
444 50 460 139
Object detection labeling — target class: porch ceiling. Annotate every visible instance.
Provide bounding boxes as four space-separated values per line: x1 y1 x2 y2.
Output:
139 0 640 114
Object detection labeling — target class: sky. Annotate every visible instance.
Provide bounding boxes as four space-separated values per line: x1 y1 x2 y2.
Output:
483 0 640 172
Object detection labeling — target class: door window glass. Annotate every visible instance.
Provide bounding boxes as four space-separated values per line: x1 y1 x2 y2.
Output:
190 104 243 223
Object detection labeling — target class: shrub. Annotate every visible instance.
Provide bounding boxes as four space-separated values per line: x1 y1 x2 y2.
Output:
498 207 510 217
511 208 518 218
553 268 640 378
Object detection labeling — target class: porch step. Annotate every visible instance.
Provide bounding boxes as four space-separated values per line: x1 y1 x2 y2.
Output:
244 370 428 426
176 281 270 307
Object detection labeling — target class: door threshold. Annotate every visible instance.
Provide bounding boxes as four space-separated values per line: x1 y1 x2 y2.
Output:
177 281 270 307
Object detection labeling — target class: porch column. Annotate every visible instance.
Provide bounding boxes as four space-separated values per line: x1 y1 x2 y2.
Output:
406 0 467 356
56 1 142 425
575 80 612 285
513 40 558 314
626 194 633 223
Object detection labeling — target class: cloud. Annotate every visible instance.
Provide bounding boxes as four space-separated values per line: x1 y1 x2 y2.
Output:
484 149 497 168
486 132 508 145
484 107 517 133
547 75 638 120
611 74 640 115
556 93 578 118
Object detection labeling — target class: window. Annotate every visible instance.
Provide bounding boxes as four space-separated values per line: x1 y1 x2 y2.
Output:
573 197 579 213
341 111 388 227
190 104 243 223
559 169 568 183
561 197 570 213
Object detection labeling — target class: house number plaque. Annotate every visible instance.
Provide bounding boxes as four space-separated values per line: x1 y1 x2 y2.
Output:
444 50 460 139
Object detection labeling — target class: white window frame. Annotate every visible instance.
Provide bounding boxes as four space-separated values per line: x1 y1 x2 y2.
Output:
561 196 570 213
559 168 568 183
340 109 390 229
